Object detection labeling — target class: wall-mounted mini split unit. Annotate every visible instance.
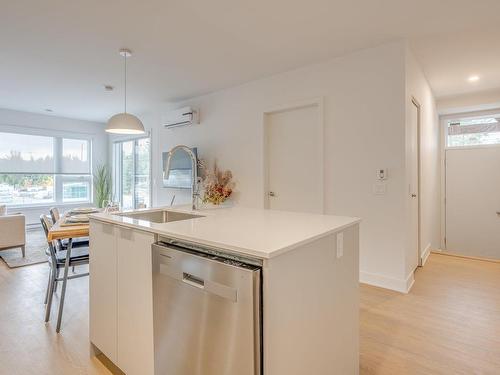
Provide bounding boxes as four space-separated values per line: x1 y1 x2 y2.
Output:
163 107 199 129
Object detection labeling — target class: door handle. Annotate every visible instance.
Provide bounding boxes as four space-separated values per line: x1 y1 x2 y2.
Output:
411 194 417 198
269 191 276 197
496 211 500 216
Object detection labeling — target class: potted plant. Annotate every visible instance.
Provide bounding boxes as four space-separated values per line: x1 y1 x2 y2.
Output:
93 164 112 208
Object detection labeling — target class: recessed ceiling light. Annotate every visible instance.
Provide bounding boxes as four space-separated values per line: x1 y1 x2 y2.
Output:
468 75 480 82
104 85 114 91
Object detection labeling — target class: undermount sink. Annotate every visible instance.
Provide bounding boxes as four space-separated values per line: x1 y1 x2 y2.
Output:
119 210 203 224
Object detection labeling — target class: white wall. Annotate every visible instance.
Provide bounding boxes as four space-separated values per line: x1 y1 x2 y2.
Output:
405 48 441 278
437 88 500 115
144 42 414 291
0 108 108 224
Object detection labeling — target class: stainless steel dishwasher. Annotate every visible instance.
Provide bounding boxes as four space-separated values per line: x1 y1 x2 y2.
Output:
152 239 262 375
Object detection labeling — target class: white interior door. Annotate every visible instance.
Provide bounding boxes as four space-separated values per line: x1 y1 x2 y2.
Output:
265 103 323 213
445 147 500 259
409 100 420 268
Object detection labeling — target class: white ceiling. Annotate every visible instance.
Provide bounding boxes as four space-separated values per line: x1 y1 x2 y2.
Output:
410 26 500 98
1 0 500 122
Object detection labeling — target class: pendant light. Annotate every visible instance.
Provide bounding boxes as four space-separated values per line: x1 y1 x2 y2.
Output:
105 48 145 134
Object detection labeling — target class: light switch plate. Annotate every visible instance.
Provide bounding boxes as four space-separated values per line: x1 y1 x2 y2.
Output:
373 183 387 195
336 232 344 259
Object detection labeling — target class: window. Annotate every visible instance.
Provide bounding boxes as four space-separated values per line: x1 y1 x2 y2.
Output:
120 141 134 209
113 137 151 210
0 131 92 206
60 138 91 202
446 116 500 148
62 175 91 203
0 174 54 206
0 133 54 173
134 138 151 208
62 138 89 174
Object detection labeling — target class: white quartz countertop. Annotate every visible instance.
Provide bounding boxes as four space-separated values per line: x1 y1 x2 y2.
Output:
89 205 360 259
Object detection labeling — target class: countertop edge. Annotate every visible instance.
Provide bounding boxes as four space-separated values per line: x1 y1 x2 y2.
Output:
89 213 360 260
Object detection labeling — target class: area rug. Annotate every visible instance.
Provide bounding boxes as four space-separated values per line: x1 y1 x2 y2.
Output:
0 229 47 268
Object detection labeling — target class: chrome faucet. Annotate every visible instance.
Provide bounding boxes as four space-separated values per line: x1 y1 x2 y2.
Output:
164 145 199 210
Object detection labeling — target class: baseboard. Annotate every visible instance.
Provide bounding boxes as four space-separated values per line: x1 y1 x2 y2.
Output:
431 249 500 264
421 243 431 266
405 271 415 293
360 271 414 294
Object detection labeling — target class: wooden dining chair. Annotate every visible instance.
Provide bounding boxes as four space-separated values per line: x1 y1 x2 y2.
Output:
49 207 60 223
40 214 89 332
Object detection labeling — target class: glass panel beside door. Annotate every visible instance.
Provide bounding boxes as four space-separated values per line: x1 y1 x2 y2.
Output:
114 137 151 210
134 138 151 209
121 140 134 210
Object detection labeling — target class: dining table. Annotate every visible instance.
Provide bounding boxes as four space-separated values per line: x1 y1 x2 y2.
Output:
47 220 90 243
47 212 92 332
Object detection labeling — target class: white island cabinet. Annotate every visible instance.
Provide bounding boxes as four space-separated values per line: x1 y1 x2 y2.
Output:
89 221 117 361
89 206 360 375
89 220 156 375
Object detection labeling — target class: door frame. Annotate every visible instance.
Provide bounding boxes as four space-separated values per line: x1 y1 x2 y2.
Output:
410 97 423 267
262 97 325 212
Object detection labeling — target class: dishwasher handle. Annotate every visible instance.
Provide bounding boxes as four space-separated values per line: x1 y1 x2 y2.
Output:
159 264 238 303
183 272 205 289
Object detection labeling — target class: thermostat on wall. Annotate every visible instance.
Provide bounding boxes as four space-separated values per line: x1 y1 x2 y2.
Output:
377 168 388 180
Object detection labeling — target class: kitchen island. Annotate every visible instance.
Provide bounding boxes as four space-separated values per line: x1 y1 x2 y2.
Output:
89 206 360 375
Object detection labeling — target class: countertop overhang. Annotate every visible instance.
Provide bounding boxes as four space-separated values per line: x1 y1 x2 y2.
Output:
89 205 360 259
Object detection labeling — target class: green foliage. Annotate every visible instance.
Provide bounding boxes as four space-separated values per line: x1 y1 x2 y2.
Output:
0 174 53 188
93 164 112 208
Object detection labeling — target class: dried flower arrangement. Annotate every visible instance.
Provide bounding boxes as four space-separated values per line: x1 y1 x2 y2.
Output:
199 160 235 205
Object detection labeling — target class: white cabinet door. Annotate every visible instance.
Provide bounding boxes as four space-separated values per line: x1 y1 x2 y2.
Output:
116 227 155 375
89 220 117 362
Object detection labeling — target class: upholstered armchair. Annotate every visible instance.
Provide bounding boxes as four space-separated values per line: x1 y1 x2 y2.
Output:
0 213 26 257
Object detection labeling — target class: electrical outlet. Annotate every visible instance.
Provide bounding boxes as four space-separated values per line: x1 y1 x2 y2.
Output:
336 232 344 259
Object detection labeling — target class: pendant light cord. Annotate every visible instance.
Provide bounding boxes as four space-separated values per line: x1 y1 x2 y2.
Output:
124 52 127 113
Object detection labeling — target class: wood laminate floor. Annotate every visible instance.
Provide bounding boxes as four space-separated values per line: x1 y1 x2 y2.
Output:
0 250 116 374
0 242 499 374
361 253 500 375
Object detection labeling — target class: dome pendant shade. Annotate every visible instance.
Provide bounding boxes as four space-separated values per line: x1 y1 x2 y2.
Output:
106 113 145 134
106 48 145 134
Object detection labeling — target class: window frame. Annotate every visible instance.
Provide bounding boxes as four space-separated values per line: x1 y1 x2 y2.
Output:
0 127 93 208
